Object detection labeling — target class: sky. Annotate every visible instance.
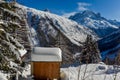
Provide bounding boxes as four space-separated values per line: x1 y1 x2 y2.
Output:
17 0 120 21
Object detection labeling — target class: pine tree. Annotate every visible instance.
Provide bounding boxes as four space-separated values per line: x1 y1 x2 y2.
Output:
80 35 101 63
0 0 23 73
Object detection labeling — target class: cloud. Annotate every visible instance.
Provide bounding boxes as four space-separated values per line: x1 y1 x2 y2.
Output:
77 2 91 11
62 2 91 18
62 12 77 18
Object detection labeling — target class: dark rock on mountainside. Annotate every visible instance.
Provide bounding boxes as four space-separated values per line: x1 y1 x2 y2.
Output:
98 29 120 64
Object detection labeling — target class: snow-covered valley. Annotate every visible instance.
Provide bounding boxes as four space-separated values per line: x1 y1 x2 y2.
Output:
62 63 120 80
10 63 120 80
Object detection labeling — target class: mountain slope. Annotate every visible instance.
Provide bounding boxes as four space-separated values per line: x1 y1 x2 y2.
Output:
16 4 99 65
69 10 120 38
20 5 98 46
98 29 120 64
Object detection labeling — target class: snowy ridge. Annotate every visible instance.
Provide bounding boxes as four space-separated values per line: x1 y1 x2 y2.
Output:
16 4 97 46
69 10 120 38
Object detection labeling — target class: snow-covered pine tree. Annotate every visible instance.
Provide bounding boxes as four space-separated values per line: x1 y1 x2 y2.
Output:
80 35 101 63
0 1 27 79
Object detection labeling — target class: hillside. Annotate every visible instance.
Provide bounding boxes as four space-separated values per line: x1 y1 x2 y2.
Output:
15 4 99 65
98 29 120 64
69 10 120 64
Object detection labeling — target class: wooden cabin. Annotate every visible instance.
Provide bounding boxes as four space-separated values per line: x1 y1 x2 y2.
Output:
31 47 62 80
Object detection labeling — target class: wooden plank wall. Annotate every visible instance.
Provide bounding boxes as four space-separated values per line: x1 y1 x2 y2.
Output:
32 62 60 80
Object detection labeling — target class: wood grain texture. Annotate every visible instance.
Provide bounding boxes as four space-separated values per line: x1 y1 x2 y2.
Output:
32 62 60 80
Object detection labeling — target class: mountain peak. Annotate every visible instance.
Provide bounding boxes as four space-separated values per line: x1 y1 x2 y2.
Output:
83 10 101 17
69 10 102 20
82 10 96 17
69 10 120 38
43 8 50 13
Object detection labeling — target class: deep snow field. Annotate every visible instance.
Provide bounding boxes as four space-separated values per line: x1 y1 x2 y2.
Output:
1 62 120 80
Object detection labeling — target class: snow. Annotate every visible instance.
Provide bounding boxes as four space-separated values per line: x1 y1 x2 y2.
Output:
0 7 21 20
22 65 31 78
19 63 120 80
0 28 4 31
10 61 18 68
0 27 27 61
0 0 5 3
73 52 82 58
61 63 120 80
30 27 40 46
0 3 28 80
9 21 22 28
0 3 117 80
69 11 120 38
0 72 8 80
18 49 27 57
31 27 37 37
31 47 62 61
16 3 97 46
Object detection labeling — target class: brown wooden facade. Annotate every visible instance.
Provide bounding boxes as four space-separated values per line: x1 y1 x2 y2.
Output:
31 62 61 80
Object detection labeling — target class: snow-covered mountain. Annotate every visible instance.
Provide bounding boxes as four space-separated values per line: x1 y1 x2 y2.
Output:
69 10 120 38
0 1 99 76
16 4 99 65
98 29 120 64
18 5 97 46
69 10 120 64
0 1 120 80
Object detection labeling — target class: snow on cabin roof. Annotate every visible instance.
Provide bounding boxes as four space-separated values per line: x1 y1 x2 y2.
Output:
31 47 62 62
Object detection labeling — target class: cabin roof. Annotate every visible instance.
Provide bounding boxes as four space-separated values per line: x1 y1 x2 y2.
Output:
31 47 62 62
